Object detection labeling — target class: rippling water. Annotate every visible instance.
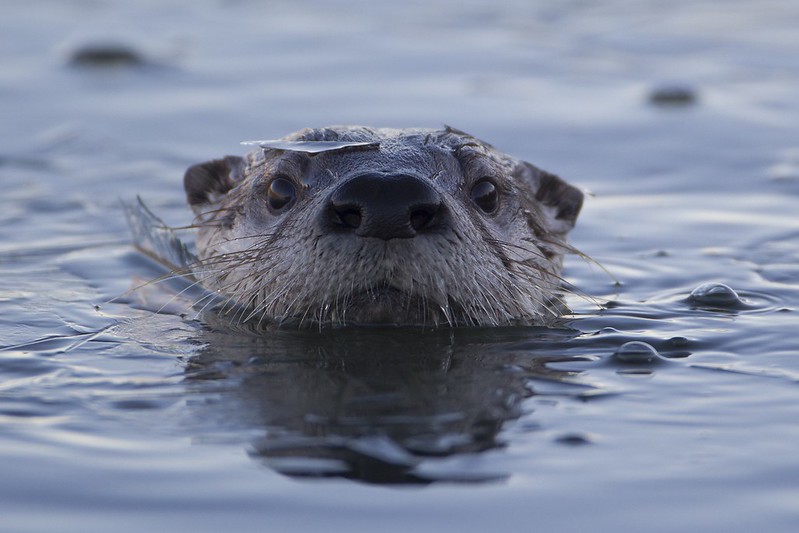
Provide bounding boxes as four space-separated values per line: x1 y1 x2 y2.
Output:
2 0 799 531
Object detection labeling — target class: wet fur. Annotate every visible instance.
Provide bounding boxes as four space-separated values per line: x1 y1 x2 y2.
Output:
184 126 583 328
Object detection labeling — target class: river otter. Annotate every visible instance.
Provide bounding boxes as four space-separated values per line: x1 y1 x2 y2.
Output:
177 126 583 328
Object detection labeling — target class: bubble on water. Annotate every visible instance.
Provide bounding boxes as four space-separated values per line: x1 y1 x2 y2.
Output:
613 341 663 364
555 433 594 446
68 43 145 68
665 336 692 358
648 84 698 107
688 282 743 307
668 336 689 347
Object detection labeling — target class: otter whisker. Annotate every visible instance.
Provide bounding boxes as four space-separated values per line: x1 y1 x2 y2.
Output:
485 235 601 310
536 235 619 286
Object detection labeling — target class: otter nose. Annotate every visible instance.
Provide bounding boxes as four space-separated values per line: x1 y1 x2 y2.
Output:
328 173 443 240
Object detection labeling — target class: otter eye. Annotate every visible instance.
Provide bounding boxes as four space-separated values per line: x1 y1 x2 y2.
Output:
470 178 499 215
267 177 297 212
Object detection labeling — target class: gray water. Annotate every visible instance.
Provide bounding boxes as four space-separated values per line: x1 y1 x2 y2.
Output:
2 0 799 531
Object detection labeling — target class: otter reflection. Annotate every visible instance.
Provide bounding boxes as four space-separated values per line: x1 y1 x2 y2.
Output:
184 326 591 484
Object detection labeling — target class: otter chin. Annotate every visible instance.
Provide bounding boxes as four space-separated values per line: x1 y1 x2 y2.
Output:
175 125 583 329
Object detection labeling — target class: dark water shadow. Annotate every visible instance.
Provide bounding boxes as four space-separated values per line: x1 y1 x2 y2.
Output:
183 324 597 485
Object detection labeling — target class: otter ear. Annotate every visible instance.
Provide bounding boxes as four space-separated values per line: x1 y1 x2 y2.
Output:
516 161 583 234
183 156 245 212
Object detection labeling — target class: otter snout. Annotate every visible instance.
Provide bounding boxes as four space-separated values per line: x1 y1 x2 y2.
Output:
326 173 444 240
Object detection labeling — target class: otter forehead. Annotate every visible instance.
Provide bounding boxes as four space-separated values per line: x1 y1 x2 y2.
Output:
243 126 510 189
244 126 496 193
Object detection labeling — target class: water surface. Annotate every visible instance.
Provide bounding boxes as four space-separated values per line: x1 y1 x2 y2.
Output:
2 0 799 531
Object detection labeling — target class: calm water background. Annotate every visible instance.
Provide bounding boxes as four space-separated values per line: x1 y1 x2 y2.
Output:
2 0 799 531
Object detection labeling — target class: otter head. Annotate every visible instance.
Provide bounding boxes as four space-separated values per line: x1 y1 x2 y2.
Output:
183 126 583 328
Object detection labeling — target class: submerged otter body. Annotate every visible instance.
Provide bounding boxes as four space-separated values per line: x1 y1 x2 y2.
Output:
182 126 583 328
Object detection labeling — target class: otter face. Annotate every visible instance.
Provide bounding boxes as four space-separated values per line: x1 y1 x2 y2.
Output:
183 126 583 328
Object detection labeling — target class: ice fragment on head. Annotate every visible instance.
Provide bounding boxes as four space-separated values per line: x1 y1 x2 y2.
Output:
241 140 381 154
